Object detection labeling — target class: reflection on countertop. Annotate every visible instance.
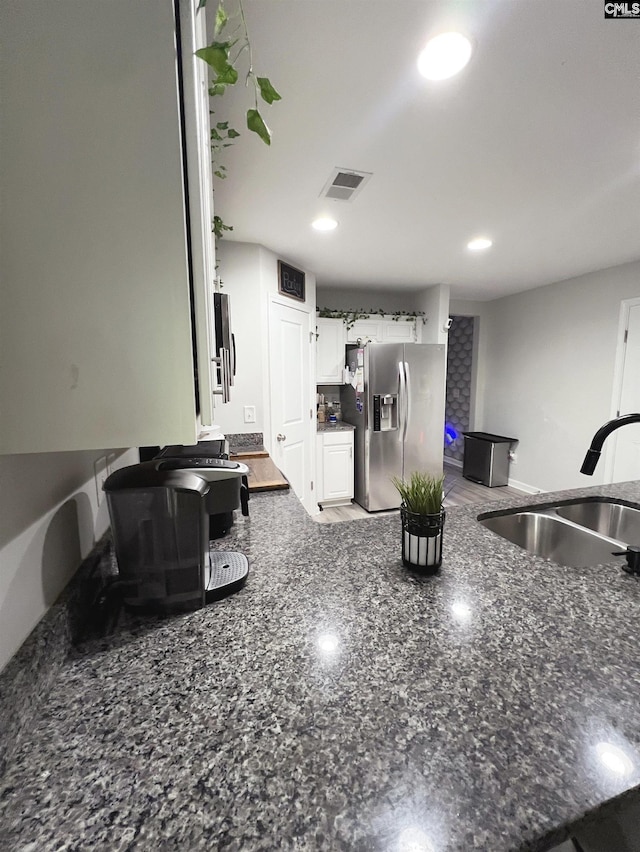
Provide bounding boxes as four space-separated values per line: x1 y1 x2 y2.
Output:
1 479 640 851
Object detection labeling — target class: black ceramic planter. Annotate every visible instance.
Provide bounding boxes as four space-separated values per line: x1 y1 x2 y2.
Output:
400 507 445 573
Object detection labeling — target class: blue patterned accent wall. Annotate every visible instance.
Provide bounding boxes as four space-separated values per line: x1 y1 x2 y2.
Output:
445 315 475 463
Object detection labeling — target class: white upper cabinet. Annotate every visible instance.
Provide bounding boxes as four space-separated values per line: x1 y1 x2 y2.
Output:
347 319 382 344
346 316 419 344
0 0 213 454
380 320 417 343
316 318 346 384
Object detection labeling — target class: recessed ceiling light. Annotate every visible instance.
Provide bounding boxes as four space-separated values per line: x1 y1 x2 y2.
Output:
467 237 493 251
417 32 473 81
312 216 338 232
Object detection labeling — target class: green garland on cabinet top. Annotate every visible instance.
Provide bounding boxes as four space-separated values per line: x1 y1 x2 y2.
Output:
317 308 427 330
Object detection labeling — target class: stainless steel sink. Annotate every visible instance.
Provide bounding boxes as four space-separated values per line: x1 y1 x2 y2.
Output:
479 511 623 567
478 498 640 568
554 500 640 544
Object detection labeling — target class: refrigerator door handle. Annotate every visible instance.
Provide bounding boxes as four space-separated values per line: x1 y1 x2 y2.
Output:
398 360 406 442
404 360 411 443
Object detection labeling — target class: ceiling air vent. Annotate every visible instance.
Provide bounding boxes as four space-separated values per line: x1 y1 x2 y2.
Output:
321 168 372 202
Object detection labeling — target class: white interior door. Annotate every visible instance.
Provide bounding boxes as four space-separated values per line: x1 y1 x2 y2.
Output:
611 300 640 482
269 300 312 510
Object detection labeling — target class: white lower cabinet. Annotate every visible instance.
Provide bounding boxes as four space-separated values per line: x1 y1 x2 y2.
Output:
316 430 354 507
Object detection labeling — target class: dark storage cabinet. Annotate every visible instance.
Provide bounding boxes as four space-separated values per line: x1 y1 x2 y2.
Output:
462 432 517 487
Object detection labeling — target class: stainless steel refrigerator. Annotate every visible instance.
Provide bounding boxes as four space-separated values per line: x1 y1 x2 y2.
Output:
341 343 446 511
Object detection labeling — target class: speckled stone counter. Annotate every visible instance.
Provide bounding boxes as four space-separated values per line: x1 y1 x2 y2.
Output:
317 422 355 433
1 481 640 851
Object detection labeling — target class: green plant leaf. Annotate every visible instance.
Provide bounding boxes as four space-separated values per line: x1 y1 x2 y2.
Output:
198 0 208 9
257 76 282 105
247 108 271 145
215 64 239 86
227 128 240 138
213 215 233 239
216 121 229 130
214 3 228 35
208 83 226 97
195 40 237 74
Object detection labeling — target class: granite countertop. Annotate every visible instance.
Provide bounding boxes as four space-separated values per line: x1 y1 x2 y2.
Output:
2 480 640 851
317 421 356 432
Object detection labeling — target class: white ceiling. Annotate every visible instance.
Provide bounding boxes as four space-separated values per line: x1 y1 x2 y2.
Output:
211 0 640 301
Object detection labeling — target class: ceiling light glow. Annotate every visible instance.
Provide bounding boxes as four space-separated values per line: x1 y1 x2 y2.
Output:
467 237 493 251
312 217 338 232
418 32 473 81
317 632 340 654
595 742 635 777
451 601 472 620
398 826 434 852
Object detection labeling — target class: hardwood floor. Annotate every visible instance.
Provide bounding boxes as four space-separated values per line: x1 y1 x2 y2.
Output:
314 462 533 524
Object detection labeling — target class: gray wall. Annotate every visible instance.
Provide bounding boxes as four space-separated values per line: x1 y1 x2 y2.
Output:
452 259 640 492
0 448 137 672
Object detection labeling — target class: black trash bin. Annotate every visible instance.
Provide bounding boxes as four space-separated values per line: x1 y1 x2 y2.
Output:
462 432 517 487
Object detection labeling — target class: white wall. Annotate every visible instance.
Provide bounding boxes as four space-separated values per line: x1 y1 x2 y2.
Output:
415 284 451 345
215 241 316 445
317 287 421 314
0 447 138 672
452 260 640 492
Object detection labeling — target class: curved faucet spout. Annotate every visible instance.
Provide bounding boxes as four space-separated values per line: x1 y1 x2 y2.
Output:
580 413 640 475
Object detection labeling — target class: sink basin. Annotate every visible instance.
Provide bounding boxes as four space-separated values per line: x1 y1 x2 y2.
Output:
554 500 640 545
479 511 622 568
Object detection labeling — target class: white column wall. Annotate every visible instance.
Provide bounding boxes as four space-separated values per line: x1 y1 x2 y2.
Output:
215 241 316 446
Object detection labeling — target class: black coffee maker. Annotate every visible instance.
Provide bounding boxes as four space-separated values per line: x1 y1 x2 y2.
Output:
104 456 249 614
154 440 249 539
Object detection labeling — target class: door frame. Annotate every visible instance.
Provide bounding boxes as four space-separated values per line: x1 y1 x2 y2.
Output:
604 295 640 482
267 295 316 513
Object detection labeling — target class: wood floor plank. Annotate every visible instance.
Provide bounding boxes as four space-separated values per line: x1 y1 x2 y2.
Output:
314 463 533 524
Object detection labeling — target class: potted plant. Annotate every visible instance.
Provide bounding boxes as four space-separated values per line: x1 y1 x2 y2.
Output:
392 471 446 574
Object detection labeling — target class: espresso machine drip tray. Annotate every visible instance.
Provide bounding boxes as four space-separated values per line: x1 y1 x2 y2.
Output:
205 550 249 602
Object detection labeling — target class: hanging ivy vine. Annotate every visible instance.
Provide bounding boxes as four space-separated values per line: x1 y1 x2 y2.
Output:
317 308 427 330
196 0 281 239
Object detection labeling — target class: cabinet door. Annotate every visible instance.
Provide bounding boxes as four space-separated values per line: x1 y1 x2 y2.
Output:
0 0 204 453
347 319 382 343
316 318 346 383
321 435 354 502
381 319 416 343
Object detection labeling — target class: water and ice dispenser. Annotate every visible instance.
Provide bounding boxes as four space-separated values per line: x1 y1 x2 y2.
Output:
372 394 398 431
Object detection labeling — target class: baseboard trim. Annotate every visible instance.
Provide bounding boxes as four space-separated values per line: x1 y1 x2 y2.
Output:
444 457 463 469
508 477 542 494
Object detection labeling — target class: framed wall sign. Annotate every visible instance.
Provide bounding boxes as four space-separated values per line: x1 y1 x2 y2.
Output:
278 260 305 302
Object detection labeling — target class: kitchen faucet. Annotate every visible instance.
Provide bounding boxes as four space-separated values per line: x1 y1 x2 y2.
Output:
580 413 640 475
580 413 640 575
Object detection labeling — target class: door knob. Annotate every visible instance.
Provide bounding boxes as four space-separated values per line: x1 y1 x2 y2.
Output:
277 433 286 442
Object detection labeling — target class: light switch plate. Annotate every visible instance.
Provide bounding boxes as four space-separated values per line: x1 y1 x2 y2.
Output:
244 405 256 424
